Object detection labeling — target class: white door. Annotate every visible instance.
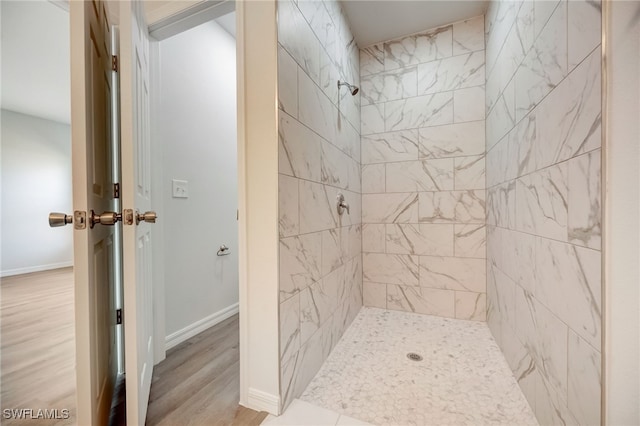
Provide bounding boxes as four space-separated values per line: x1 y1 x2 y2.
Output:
120 1 155 424
69 1 118 425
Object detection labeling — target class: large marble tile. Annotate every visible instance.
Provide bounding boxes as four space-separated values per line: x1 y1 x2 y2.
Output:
277 0 320 83
319 46 340 106
335 112 361 161
454 190 486 224
279 111 323 183
280 293 300 362
485 0 518 76
360 44 384 77
515 1 567 120
418 191 458 223
515 163 568 241
568 150 601 250
534 369 579 426
567 330 601 426
486 87 515 151
362 163 385 194
419 255 486 293
386 159 454 192
417 51 485 95
384 26 453 71
453 86 485 123
487 181 516 229
363 253 419 286
361 103 385 135
418 121 485 159
362 224 385 253
385 223 454 256
361 129 419 164
298 68 336 143
453 15 485 55
300 273 340 344
363 281 386 309
321 228 345 276
279 174 299 238
297 0 336 62
535 237 601 349
387 285 456 318
360 67 417 105
535 47 601 169
362 193 419 223
568 0 601 71
510 112 537 178
385 92 454 132
321 139 350 190
454 224 486 259
455 291 486 321
278 44 298 117
299 180 337 234
454 155 485 190
279 232 323 302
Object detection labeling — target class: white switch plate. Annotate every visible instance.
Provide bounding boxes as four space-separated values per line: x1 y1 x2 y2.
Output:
172 179 188 198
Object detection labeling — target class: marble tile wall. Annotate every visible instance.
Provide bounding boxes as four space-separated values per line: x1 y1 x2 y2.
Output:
484 1 602 424
277 0 362 412
360 16 488 321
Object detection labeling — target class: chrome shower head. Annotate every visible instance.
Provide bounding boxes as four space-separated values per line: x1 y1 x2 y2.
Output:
338 80 359 96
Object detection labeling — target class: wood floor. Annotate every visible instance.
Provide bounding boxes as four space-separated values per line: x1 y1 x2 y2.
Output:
0 268 76 426
146 314 267 426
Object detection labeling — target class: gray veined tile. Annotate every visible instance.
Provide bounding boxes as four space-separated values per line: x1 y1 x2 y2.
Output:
418 191 457 223
385 92 454 131
567 330 601 426
568 0 601 72
486 89 515 151
535 237 601 350
361 129 419 164
386 159 454 192
362 193 419 224
278 44 298 117
453 15 485 55
361 103 385 135
279 174 299 238
321 139 350 190
362 164 385 194
300 276 339 344
568 149 601 250
280 293 300 361
453 86 485 123
487 182 516 229
485 1 518 75
319 46 340 106
454 155 485 190
299 180 338 233
418 121 485 159
297 0 336 61
363 282 386 309
278 111 323 183
535 370 579 426
515 163 568 241
279 232 322 302
321 228 345 276
385 223 454 256
419 256 486 293
362 224 386 253
454 224 486 259
455 291 486 321
360 44 384 77
360 67 418 106
383 26 453 71
298 68 336 143
363 253 420 286
387 285 455 318
455 190 486 224
417 51 485 95
277 0 321 83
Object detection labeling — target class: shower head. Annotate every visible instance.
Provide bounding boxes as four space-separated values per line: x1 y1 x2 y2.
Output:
338 80 359 96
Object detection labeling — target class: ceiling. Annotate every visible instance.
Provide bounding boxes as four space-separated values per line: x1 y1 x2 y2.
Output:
342 0 488 47
1 1 71 124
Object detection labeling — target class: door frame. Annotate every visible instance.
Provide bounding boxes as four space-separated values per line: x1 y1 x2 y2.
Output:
145 0 281 415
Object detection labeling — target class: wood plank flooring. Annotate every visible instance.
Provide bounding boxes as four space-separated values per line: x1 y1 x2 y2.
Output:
146 314 267 426
0 268 76 426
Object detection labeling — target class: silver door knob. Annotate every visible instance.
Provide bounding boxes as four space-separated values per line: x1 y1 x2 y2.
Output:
136 211 157 225
49 212 73 227
90 210 121 228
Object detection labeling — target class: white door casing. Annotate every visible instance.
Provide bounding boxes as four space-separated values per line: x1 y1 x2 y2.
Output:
70 1 118 424
120 0 155 424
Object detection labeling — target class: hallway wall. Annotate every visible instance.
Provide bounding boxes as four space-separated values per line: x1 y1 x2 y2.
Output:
277 0 362 410
484 1 602 424
359 16 487 320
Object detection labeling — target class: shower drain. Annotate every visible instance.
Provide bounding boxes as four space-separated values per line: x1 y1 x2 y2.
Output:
406 352 423 361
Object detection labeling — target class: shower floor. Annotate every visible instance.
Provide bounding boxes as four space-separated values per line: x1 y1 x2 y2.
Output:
300 307 538 426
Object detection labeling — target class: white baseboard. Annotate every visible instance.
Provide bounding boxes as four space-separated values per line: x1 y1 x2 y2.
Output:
165 302 239 350
1 261 73 278
247 388 281 415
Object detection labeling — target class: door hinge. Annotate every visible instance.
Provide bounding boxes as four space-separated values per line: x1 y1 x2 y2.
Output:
116 309 123 325
112 55 118 72
113 183 120 199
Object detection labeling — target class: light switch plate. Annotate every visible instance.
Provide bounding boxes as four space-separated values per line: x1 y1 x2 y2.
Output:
172 179 188 198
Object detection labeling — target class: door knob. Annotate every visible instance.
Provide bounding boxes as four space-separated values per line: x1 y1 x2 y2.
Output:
136 211 157 225
90 210 121 228
49 212 73 227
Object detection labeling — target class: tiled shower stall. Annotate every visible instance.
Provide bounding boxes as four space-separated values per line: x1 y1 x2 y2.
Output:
276 0 602 424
